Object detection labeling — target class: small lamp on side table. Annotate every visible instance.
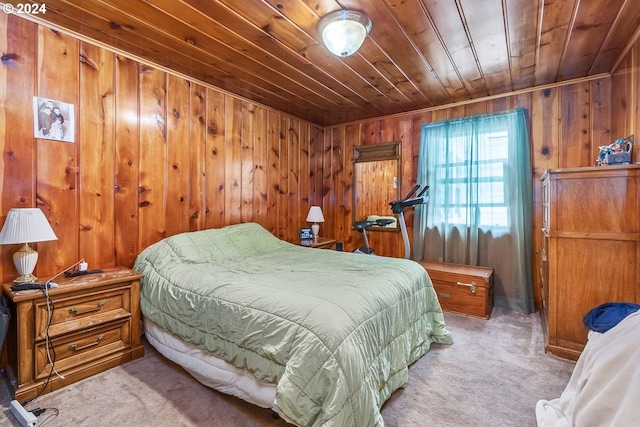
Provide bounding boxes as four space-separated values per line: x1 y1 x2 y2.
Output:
0 208 58 283
306 206 325 239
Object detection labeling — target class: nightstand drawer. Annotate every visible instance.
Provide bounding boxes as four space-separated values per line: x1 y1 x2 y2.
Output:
35 319 130 380
35 287 131 339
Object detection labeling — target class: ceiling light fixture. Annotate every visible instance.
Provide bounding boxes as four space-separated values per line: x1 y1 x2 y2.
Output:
318 10 372 57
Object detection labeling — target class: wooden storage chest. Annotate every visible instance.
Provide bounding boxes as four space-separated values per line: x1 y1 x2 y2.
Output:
419 261 494 319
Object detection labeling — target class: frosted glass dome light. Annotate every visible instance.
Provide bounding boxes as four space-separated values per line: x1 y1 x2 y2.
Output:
318 10 372 57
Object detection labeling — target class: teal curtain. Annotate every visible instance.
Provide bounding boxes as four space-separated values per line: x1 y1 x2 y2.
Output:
414 108 534 313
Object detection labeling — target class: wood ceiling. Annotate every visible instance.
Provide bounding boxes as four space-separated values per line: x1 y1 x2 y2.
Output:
7 0 640 126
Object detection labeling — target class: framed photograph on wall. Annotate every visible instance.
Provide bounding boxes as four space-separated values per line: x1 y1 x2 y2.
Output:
33 97 75 142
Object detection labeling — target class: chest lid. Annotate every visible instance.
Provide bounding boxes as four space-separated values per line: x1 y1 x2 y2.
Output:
419 261 493 287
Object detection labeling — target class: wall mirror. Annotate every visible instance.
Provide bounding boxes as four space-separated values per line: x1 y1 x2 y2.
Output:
353 142 401 232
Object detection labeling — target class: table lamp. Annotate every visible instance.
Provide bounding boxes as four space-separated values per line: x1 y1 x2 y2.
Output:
0 208 58 283
306 206 325 239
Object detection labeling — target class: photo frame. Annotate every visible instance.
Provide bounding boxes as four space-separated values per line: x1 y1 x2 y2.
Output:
299 228 313 240
33 97 75 143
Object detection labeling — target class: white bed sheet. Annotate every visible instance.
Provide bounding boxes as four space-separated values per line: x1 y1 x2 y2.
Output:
143 317 277 409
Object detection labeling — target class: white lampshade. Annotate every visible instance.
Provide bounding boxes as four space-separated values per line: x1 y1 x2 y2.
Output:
306 206 325 223
318 10 372 57
0 208 58 282
306 206 325 239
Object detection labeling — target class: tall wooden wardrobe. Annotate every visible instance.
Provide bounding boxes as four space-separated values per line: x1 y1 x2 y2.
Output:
540 164 640 360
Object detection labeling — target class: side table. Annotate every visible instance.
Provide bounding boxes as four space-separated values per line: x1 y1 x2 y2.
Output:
2 266 144 401
299 237 337 249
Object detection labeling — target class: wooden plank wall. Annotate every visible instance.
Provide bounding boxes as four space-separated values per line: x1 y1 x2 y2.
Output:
0 16 323 282
1 13 638 312
611 37 640 144
324 36 639 308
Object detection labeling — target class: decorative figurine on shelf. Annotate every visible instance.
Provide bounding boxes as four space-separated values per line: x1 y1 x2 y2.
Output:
596 135 633 166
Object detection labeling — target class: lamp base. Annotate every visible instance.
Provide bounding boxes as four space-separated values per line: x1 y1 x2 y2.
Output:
12 243 39 283
13 273 38 284
311 223 320 239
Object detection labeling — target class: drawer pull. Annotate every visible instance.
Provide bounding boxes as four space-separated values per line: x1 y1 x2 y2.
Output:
69 334 104 351
457 281 477 296
69 300 106 315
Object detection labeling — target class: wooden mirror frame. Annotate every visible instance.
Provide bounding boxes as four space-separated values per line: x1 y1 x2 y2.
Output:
352 142 402 232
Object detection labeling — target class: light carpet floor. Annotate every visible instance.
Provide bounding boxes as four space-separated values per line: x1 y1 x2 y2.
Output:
0 308 575 426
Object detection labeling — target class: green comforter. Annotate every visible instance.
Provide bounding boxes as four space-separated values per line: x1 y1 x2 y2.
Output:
134 222 452 427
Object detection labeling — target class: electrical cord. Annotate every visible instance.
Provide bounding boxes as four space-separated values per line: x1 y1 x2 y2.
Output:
21 259 86 409
43 284 64 380
21 286 57 408
37 407 60 426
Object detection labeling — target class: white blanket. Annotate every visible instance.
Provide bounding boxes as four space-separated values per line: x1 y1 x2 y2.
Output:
536 311 640 427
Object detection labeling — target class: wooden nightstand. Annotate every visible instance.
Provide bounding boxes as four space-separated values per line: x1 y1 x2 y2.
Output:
2 267 144 401
299 237 337 249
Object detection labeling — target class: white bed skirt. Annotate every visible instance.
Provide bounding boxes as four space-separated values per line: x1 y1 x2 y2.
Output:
143 317 277 409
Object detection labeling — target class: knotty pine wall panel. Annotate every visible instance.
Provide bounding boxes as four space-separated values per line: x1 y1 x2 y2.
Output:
275 115 289 240
286 118 300 235
224 96 243 226
1 13 638 310
188 82 207 233
309 126 324 208
320 126 334 241
560 82 596 167
265 111 280 236
252 105 269 227
0 16 322 282
298 122 311 232
35 27 80 274
324 73 633 309
79 43 116 269
204 89 226 231
166 74 193 237
0 16 36 270
113 55 141 268
338 125 358 245
611 39 639 147
138 65 167 253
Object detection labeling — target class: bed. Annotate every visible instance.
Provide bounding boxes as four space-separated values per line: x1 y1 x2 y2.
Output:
535 310 640 427
133 222 452 427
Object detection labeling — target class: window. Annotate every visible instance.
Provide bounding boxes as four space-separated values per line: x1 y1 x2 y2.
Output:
434 130 509 227
414 107 534 313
